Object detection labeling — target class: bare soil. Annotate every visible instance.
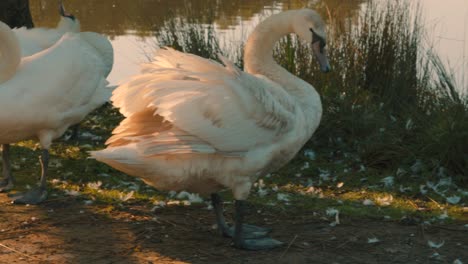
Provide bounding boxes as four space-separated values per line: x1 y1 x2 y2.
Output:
0 194 467 264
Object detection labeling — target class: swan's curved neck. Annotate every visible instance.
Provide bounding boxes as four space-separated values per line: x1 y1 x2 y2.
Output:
244 11 310 94
57 17 81 33
244 11 323 134
0 22 21 84
244 11 293 77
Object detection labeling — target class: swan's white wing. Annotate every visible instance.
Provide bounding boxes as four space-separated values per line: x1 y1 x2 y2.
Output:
80 32 114 77
110 48 297 153
1 32 111 131
13 27 62 56
13 17 80 57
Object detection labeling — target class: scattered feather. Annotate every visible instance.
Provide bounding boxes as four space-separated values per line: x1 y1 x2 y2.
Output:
411 160 423 174
64 190 81 197
438 211 449 220
304 149 316 160
326 208 340 226
381 176 394 188
336 182 344 188
430 252 443 260
87 181 102 190
176 191 203 203
405 118 413 130
376 195 393 206
301 162 310 170
396 168 407 176
359 165 366 172
427 240 445 249
319 169 331 181
446 196 461 205
277 193 290 202
399 185 412 193
80 131 103 141
151 201 167 211
257 188 268 197
420 185 428 194
119 191 134 202
367 237 380 244
363 199 375 206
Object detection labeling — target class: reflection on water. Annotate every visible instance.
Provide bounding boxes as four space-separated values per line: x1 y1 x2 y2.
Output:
30 0 363 36
29 0 467 88
30 0 364 84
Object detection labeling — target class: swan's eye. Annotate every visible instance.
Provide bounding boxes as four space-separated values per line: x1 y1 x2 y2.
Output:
310 28 326 53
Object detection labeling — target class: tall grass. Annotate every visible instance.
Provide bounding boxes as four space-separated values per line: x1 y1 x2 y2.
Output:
155 1 468 184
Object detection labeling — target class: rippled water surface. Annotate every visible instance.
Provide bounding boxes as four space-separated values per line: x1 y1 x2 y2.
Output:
30 0 468 87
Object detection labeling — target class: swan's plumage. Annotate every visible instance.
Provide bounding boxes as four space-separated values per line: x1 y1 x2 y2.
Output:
13 16 80 57
109 48 297 153
0 24 113 148
92 9 328 249
92 9 328 200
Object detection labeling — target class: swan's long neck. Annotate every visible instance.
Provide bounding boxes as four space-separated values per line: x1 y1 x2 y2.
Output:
244 11 322 133
0 22 21 84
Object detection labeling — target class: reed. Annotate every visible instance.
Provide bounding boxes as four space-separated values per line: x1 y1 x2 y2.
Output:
155 1 468 184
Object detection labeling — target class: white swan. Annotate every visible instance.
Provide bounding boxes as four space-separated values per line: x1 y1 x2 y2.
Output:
0 20 114 204
91 8 329 250
13 1 81 57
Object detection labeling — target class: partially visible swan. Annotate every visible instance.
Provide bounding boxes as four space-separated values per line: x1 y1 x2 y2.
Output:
91 9 329 250
0 20 114 204
13 1 81 57
0 1 83 194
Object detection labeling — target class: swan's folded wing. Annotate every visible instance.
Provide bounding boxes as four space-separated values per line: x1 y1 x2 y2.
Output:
111 48 297 153
13 32 111 126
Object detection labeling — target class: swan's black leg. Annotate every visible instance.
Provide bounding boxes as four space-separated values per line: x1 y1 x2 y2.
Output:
68 124 80 141
232 200 284 250
0 144 14 192
211 193 271 239
11 149 48 204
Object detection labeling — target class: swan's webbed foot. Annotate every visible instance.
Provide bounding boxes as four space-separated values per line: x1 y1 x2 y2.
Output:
211 193 271 239
0 178 14 192
10 149 50 205
9 187 47 205
223 224 271 239
235 237 284 250
232 200 284 250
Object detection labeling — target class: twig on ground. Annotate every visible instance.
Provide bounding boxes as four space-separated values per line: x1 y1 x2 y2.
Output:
280 234 298 258
0 243 39 260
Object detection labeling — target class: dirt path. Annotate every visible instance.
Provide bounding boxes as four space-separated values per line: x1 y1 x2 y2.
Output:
0 194 467 264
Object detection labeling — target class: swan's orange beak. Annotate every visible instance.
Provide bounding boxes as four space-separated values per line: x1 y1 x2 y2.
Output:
312 41 331 73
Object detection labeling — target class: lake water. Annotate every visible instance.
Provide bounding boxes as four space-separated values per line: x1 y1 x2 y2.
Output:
30 0 468 89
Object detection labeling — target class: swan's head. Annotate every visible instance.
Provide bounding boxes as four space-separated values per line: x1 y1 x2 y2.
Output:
292 9 331 72
59 1 76 22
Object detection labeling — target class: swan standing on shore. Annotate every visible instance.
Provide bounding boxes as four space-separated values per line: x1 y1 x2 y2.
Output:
92 9 329 250
0 20 114 204
0 2 83 196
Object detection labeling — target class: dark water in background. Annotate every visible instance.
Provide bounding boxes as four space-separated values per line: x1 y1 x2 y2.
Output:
29 0 467 89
